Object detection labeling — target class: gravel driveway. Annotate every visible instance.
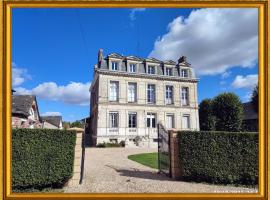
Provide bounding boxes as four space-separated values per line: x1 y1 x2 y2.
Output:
64 148 257 193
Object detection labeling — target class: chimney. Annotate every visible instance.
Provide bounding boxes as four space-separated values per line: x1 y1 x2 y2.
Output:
178 55 187 63
98 49 103 66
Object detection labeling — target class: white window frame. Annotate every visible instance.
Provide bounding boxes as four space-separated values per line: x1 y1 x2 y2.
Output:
147 84 156 104
128 112 137 128
165 85 174 105
181 87 189 106
147 113 156 128
128 83 137 102
182 114 191 129
129 63 136 73
181 69 188 77
166 114 175 129
147 65 156 74
109 112 119 128
112 61 119 71
165 67 173 76
109 81 119 101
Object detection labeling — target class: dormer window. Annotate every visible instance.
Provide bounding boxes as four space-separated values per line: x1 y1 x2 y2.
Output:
112 62 118 71
166 68 173 76
181 69 188 77
129 64 136 73
148 65 156 74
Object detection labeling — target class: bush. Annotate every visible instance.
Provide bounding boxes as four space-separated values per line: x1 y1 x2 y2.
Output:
199 98 215 131
12 129 76 191
177 131 258 185
96 142 123 148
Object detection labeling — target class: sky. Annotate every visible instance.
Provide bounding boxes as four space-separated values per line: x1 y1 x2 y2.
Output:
12 8 258 122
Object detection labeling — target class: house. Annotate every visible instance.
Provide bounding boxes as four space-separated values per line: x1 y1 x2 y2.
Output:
242 102 258 131
12 95 42 128
89 49 199 148
42 116 63 129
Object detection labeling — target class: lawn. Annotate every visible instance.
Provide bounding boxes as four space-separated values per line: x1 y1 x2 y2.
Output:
128 152 158 169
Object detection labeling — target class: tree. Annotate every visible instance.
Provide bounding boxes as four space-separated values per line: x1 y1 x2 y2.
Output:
212 92 243 132
199 98 215 131
251 84 258 113
70 120 84 128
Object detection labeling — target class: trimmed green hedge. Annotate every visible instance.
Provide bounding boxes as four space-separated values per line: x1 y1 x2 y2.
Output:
12 129 76 191
177 131 258 185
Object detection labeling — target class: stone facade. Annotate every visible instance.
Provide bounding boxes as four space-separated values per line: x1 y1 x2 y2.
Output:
90 50 199 148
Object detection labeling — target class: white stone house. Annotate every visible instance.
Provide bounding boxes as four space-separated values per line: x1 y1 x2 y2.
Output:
89 49 199 148
42 116 63 129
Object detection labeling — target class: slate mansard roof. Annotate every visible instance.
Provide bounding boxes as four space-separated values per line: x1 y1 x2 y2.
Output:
95 49 196 79
12 95 38 117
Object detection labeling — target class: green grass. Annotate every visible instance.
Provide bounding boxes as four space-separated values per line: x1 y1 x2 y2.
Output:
128 152 158 169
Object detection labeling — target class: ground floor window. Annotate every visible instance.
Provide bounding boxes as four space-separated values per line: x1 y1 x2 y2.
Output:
166 114 174 129
128 112 137 128
109 112 119 128
147 113 156 128
182 114 190 129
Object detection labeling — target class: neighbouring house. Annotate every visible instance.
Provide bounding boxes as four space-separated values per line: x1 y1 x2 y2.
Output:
89 49 199 148
242 102 258 131
12 95 42 128
42 116 63 129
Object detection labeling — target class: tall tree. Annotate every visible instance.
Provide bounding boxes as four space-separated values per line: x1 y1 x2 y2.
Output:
212 93 243 132
251 84 258 113
199 98 215 131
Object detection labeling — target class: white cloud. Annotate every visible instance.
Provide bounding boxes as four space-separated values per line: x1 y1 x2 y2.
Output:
129 8 146 21
12 63 32 86
14 81 91 106
221 71 231 79
42 111 62 116
231 74 258 89
149 8 258 76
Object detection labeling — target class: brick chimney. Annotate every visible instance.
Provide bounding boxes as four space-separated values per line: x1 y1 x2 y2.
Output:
178 55 187 63
98 49 103 66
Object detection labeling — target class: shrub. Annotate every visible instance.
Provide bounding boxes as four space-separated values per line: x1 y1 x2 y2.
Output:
212 93 243 132
199 98 215 131
12 129 76 191
177 131 258 185
96 142 123 148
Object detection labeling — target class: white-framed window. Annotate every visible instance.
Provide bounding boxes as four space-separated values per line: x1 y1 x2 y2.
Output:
182 114 190 129
109 81 119 101
129 63 136 73
181 69 188 77
147 84 156 103
109 112 119 128
166 114 174 129
128 112 137 128
181 87 189 106
165 85 173 104
166 68 173 76
128 83 137 102
147 113 156 128
148 65 156 74
112 62 118 71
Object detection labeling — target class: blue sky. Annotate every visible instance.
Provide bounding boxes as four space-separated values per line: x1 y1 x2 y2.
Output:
12 8 258 122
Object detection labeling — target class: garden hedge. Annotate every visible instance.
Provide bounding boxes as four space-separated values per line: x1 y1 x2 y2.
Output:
177 131 258 185
12 129 76 191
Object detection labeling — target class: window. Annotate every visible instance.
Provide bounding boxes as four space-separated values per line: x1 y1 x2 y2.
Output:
147 113 156 128
181 69 188 77
112 62 118 71
166 114 174 129
182 115 190 129
109 112 119 128
109 81 119 101
128 112 137 128
166 68 173 76
128 83 137 102
129 64 136 73
148 65 156 74
147 84 156 103
166 85 173 104
181 87 189 106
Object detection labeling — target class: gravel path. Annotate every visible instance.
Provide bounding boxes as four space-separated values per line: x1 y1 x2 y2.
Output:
64 148 257 193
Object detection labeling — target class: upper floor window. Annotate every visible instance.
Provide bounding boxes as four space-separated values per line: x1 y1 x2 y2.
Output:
148 65 156 74
128 112 137 128
182 114 190 129
129 64 136 73
181 69 188 77
166 68 173 76
147 84 156 104
181 87 189 106
112 62 118 71
109 112 119 128
109 81 119 101
128 83 137 102
147 113 156 128
166 86 173 104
